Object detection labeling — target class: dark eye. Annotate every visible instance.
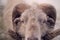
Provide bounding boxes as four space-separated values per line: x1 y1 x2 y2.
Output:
49 18 54 25
47 19 54 26
14 18 20 25
21 20 24 23
43 20 46 23
46 18 55 28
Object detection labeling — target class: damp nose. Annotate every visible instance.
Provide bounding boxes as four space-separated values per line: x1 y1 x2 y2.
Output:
27 37 38 40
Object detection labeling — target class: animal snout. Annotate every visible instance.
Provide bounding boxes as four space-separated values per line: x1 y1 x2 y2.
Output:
27 37 38 40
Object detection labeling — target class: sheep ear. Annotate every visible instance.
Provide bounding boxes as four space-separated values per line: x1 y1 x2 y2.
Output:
38 3 56 26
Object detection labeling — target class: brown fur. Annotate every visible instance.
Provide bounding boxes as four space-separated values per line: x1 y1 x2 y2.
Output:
12 3 56 40
3 1 56 40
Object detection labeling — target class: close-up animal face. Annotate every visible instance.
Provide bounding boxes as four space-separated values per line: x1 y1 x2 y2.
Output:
17 8 49 40
11 3 56 40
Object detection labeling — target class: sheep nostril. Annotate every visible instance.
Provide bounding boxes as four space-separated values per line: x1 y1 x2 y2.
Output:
27 37 38 40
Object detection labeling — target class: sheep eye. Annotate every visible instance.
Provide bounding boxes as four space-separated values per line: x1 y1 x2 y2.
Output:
14 18 20 25
47 18 54 28
43 20 46 23
21 20 24 23
48 18 54 26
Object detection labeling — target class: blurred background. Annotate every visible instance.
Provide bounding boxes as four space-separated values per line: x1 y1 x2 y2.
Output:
0 0 60 40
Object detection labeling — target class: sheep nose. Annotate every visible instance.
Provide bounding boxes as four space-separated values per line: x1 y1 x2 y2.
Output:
27 37 38 40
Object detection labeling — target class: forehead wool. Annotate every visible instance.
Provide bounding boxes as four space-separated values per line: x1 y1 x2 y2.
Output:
21 7 47 22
